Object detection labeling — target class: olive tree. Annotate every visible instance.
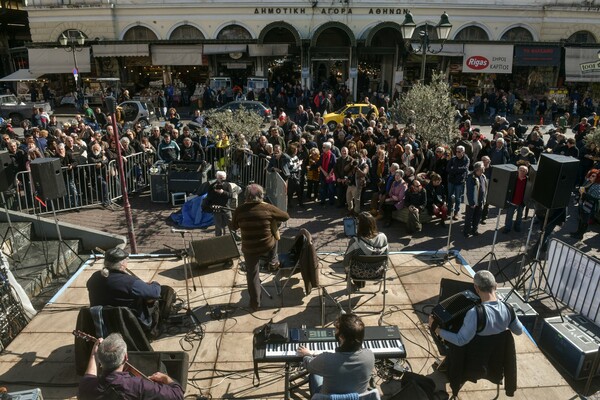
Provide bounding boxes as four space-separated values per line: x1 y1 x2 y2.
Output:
389 71 457 146
204 108 264 145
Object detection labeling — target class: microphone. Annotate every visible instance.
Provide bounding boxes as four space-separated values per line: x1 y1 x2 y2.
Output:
171 228 190 234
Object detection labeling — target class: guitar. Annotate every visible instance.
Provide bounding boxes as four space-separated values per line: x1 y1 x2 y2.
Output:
72 330 151 380
211 204 281 241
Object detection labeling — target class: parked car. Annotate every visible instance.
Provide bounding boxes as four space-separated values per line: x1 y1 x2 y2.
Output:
323 103 379 131
216 100 272 122
0 94 53 126
119 100 157 128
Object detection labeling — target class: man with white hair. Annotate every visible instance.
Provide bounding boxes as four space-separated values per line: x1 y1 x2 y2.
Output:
429 270 524 346
202 171 234 237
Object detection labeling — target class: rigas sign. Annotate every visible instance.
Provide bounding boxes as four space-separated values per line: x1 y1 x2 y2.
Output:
462 44 513 74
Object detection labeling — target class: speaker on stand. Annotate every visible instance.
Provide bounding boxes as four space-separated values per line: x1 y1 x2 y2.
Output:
517 154 579 301
473 164 518 275
29 157 79 275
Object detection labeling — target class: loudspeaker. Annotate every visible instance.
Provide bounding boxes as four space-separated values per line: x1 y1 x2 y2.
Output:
0 151 13 191
128 351 189 391
30 157 66 200
487 164 518 208
523 164 538 208
532 154 579 209
191 233 240 268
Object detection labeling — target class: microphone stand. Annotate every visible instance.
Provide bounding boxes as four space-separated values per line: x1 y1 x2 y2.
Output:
168 229 202 328
429 195 460 275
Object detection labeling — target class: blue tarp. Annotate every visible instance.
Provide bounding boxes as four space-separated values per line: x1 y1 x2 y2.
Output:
170 193 214 229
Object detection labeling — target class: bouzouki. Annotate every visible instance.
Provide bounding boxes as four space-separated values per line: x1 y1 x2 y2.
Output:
72 330 151 380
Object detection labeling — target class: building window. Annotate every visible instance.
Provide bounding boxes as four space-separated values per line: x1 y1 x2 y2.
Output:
454 26 489 41
567 30 596 44
123 26 158 41
217 25 251 40
501 27 533 42
58 29 87 42
170 25 205 40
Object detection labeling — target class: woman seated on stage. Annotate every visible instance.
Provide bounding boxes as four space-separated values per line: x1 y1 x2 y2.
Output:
343 212 389 288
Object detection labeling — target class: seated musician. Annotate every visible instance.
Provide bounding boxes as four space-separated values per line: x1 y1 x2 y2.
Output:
78 333 184 400
429 270 524 347
296 314 375 396
86 247 175 339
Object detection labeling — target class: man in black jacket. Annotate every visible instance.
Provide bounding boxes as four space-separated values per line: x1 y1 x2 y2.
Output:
446 146 470 220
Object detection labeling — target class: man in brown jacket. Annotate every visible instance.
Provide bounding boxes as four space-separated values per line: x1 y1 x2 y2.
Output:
231 184 289 311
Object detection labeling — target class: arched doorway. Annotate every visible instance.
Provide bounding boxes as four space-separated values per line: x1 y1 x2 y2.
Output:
310 22 355 94
361 23 404 97
212 24 253 89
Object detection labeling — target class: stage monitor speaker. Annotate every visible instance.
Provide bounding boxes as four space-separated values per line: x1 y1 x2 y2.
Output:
191 234 240 268
0 151 12 192
532 154 579 209
523 164 538 208
487 164 518 208
128 351 189 392
30 157 66 201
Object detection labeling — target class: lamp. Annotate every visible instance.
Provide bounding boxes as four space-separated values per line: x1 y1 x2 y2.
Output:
59 30 86 107
401 11 452 82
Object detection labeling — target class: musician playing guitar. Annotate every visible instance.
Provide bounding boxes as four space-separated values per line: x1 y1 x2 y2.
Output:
230 183 289 312
78 332 184 400
86 247 176 340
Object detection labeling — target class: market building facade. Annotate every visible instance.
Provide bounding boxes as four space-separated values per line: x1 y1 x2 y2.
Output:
14 0 600 112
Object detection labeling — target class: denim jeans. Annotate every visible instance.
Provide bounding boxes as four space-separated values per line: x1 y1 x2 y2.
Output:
504 203 524 231
447 182 465 214
309 373 323 396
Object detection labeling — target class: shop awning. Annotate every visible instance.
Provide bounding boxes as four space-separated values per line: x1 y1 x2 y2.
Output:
0 69 43 82
411 43 464 57
565 47 600 82
203 44 246 55
248 44 288 57
28 47 91 74
151 45 203 66
92 44 150 58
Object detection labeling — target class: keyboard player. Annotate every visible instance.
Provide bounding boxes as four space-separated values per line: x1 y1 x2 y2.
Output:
296 314 375 396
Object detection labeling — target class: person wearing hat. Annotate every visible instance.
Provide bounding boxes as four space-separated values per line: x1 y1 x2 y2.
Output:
514 146 536 167
86 247 175 338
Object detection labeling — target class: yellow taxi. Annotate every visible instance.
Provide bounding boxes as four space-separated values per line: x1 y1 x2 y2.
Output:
323 103 379 130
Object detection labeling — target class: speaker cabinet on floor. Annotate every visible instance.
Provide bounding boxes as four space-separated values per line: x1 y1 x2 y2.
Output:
532 154 579 209
30 158 66 201
0 151 13 192
487 164 518 208
191 234 240 268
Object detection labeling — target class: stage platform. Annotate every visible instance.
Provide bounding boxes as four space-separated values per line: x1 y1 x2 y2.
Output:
0 252 578 399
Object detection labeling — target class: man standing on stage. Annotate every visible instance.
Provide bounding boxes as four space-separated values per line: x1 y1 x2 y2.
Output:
503 165 528 234
231 184 289 311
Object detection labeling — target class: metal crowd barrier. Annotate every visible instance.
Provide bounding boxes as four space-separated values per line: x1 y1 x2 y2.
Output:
12 145 268 214
14 152 151 215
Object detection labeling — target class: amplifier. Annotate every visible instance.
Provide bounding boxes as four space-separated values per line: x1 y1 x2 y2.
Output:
6 389 43 399
150 174 169 203
496 287 538 333
539 314 600 380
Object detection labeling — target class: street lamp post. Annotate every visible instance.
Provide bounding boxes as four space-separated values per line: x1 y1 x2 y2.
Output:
400 12 452 82
59 31 85 107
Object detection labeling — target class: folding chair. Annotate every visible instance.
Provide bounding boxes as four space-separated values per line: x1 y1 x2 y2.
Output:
347 254 389 315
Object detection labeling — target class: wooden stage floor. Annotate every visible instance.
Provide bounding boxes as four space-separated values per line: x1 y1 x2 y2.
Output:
0 252 578 399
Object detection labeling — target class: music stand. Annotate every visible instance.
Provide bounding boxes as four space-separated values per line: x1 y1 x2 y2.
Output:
170 229 203 329
0 192 32 269
428 195 460 275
